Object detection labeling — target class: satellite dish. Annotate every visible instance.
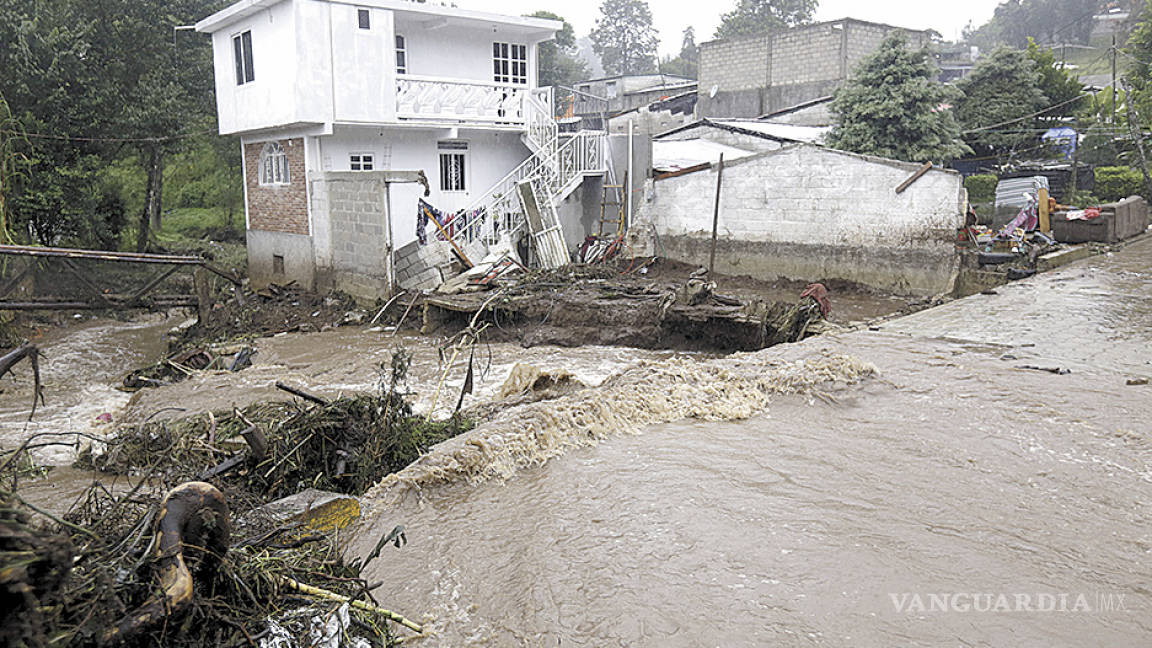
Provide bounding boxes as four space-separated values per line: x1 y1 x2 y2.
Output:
709 84 718 98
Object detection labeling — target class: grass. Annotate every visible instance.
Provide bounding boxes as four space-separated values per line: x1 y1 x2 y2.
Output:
152 207 248 277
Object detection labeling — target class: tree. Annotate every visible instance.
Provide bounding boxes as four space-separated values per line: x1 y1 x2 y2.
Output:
1127 0 1152 120
1026 37 1084 131
0 0 222 250
964 0 1098 49
659 27 699 78
955 47 1049 157
590 0 659 76
530 11 589 88
714 0 816 40
825 34 972 163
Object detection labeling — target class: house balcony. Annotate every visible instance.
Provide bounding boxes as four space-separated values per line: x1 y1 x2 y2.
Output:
395 76 553 126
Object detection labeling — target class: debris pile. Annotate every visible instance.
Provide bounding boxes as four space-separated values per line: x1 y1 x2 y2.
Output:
420 262 832 352
3 350 463 647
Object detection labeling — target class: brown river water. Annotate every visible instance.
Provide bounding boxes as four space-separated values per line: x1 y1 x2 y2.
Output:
4 236 1152 646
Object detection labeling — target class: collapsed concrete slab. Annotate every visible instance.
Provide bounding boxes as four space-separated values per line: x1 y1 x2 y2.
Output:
632 143 966 297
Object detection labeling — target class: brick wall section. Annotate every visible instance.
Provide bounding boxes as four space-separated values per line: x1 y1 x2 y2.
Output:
245 137 309 235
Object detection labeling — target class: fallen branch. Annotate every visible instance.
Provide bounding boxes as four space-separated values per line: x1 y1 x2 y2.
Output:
274 381 329 406
276 575 423 634
0 343 42 419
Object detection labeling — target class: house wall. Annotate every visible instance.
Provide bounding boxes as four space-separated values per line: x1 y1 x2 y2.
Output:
314 126 530 249
206 0 551 134
244 137 309 235
634 144 964 296
697 19 933 119
243 135 314 290
394 17 541 88
211 1 299 134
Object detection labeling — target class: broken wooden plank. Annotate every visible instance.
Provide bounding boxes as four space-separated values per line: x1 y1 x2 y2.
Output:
895 162 934 194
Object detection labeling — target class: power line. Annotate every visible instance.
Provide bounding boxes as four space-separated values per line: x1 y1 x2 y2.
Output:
962 93 1092 134
0 128 216 144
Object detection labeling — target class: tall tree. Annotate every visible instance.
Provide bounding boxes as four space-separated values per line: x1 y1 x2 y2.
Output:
0 0 221 250
590 0 660 76
714 0 817 40
1127 0 1152 119
530 11 589 88
826 34 972 163
955 47 1049 157
659 27 700 78
965 0 1098 49
1026 37 1085 130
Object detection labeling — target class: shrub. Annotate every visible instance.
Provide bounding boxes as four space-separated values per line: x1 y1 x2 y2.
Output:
1094 166 1145 202
964 174 998 203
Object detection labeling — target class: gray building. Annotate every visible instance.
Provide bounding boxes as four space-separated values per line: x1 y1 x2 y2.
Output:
571 74 696 128
697 18 935 119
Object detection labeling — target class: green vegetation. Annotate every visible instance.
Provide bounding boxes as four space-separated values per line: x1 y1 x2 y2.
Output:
964 0 1099 49
965 174 1000 203
826 34 971 163
590 0 660 75
659 27 699 78
955 47 1049 158
714 0 817 39
529 11 588 88
1094 166 1146 201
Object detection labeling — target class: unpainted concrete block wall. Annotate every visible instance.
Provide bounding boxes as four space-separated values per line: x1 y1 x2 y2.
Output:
310 172 394 301
394 239 454 291
636 144 964 296
697 20 933 118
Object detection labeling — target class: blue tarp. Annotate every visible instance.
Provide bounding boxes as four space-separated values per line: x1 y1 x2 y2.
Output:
1042 127 1078 160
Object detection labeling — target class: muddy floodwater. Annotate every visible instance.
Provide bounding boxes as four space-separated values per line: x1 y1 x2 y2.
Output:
5 236 1152 646
347 236 1152 646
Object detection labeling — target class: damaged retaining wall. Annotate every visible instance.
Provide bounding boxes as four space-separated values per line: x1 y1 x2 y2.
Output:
634 144 965 296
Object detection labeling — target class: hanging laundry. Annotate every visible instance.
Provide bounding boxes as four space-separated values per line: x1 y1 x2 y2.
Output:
417 199 451 245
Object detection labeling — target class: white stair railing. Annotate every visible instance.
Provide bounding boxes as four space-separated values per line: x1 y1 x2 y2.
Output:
441 89 608 262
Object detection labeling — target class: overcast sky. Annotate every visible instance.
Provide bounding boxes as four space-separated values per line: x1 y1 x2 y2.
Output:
454 0 1006 55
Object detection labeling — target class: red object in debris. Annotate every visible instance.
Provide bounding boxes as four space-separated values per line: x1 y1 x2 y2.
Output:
1083 207 1101 220
96 412 113 423
800 283 831 317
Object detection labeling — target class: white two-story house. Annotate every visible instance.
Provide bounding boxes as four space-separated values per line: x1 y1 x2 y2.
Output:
197 0 614 297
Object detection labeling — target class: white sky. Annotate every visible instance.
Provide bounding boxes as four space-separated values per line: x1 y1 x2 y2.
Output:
452 0 1006 56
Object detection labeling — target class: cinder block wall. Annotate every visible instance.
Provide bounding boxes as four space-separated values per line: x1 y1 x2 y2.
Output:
311 172 394 301
698 20 933 119
635 144 965 296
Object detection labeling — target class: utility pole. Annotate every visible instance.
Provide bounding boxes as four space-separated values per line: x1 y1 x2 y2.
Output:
1121 80 1152 199
1070 114 1079 197
1111 35 1118 125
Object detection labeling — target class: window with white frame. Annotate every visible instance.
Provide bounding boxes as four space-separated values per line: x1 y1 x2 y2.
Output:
233 30 254 85
357 8 370 29
395 34 407 74
438 141 467 192
350 153 374 171
605 80 618 99
258 142 290 185
492 42 527 84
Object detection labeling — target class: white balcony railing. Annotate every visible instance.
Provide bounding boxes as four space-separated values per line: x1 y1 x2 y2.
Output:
395 75 527 123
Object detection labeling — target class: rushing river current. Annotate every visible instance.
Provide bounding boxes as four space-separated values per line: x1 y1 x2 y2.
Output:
5 237 1152 646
